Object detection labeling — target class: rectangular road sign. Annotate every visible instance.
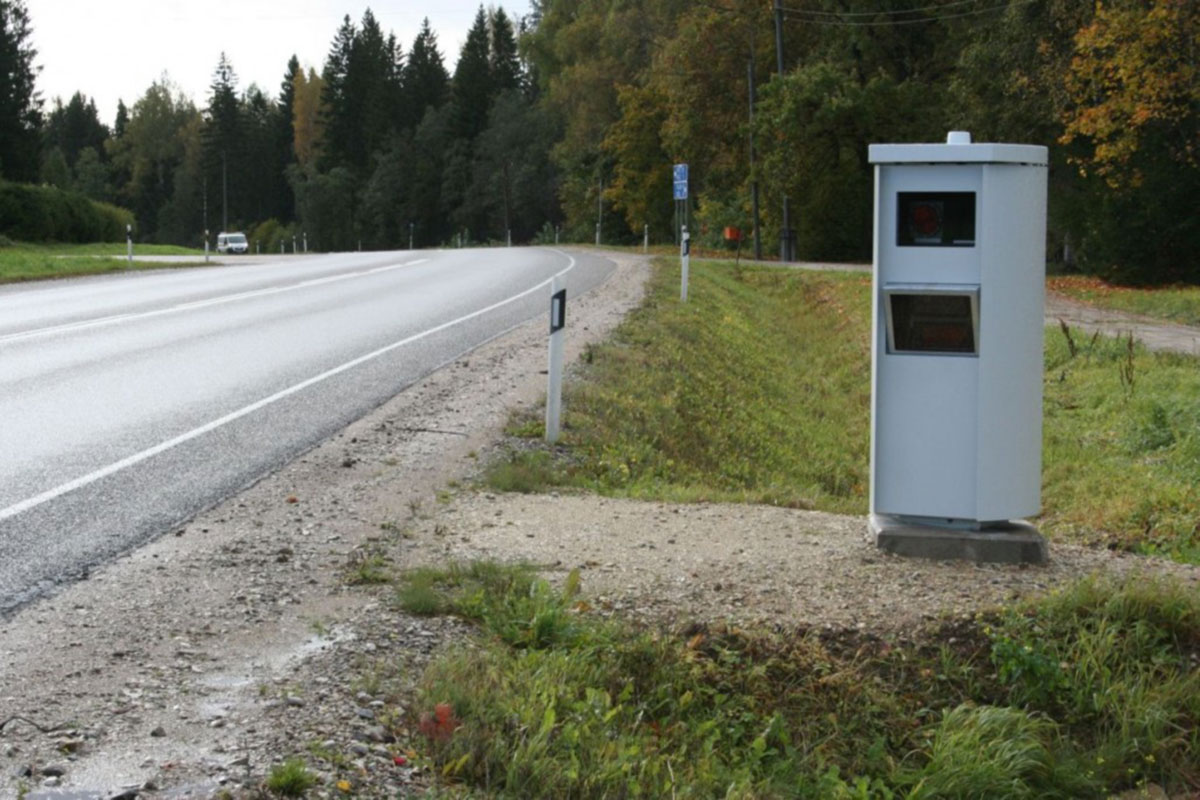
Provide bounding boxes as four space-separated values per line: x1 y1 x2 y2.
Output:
673 163 688 200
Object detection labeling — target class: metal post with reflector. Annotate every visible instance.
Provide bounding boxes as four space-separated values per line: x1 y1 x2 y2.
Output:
868 131 1049 564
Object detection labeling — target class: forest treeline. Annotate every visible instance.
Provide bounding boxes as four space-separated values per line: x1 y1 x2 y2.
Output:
0 0 1196 282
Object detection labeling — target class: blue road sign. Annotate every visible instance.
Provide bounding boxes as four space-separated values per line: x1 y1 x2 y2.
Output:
673 163 688 200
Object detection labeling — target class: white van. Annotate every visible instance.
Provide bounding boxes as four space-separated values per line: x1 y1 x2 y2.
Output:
216 231 249 254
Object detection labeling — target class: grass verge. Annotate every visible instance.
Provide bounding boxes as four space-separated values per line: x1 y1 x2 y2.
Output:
485 258 1200 561
1049 275 1200 327
399 563 1199 798
0 241 207 283
502 260 873 511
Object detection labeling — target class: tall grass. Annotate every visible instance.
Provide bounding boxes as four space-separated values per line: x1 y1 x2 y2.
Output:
1042 326 1200 559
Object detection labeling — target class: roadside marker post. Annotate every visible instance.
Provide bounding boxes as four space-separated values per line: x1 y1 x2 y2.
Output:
680 225 690 302
673 163 690 301
126 224 133 266
546 277 567 443
205 229 210 263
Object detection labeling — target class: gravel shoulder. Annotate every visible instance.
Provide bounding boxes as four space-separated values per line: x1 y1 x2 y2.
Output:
1 253 1197 799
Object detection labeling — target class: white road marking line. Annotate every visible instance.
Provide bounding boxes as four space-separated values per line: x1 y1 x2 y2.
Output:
0 259 430 346
0 254 576 523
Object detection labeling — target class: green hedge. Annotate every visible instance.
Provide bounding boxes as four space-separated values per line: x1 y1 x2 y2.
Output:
0 181 134 243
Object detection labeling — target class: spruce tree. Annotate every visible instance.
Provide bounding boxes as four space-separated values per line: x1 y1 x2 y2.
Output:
489 8 522 95
450 7 493 142
203 53 243 231
405 18 449 123
275 55 301 221
45 92 108 169
114 100 129 139
0 0 42 182
319 14 357 171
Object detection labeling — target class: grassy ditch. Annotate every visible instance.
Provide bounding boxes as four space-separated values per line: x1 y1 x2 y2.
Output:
488 258 1200 561
1049 275 1200 327
495 263 873 511
0 241 206 283
397 562 1199 798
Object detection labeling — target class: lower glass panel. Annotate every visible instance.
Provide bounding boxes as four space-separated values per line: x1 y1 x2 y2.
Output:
887 292 977 354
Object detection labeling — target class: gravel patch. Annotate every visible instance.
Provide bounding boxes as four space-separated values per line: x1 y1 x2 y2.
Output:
411 493 1198 632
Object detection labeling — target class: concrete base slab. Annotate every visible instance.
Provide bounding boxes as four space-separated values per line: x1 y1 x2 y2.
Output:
870 514 1048 564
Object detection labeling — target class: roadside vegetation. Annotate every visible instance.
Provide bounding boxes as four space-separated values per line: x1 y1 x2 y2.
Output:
393 562 1199 798
0 241 206 283
488 258 1200 562
1049 275 1200 327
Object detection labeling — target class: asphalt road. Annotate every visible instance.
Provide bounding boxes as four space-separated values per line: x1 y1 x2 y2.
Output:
0 247 613 614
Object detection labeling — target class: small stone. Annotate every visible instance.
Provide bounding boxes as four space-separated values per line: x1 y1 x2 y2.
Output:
286 695 305 708
150 725 167 738
42 764 67 778
356 724 389 743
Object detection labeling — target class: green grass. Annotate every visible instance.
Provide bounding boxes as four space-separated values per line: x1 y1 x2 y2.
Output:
1049 275 1200 327
485 258 1200 561
264 757 317 796
402 564 1199 798
0 241 207 283
1043 324 1200 560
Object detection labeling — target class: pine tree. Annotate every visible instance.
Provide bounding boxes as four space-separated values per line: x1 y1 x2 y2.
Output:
114 99 129 139
319 14 357 171
203 53 243 231
405 18 449 123
276 55 301 220
450 6 493 142
45 92 108 169
0 0 42 182
489 8 522 95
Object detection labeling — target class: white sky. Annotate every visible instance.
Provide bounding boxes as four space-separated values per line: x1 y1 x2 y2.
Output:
28 0 531 127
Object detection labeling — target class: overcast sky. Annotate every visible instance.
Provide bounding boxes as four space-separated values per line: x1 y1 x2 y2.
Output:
27 0 532 126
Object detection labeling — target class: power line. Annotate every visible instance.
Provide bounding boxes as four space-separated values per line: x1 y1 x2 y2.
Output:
779 0 995 18
779 0 1037 26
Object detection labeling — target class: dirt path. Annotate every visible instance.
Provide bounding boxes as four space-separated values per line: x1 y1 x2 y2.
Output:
1045 293 1200 356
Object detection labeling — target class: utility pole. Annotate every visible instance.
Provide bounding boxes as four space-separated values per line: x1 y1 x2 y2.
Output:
748 54 762 260
202 176 208 244
773 0 793 262
221 150 228 233
596 176 603 246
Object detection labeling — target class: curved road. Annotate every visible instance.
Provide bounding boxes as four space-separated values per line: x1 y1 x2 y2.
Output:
0 247 613 613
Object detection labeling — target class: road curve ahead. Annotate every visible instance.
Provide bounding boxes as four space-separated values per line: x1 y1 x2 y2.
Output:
0 247 614 614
